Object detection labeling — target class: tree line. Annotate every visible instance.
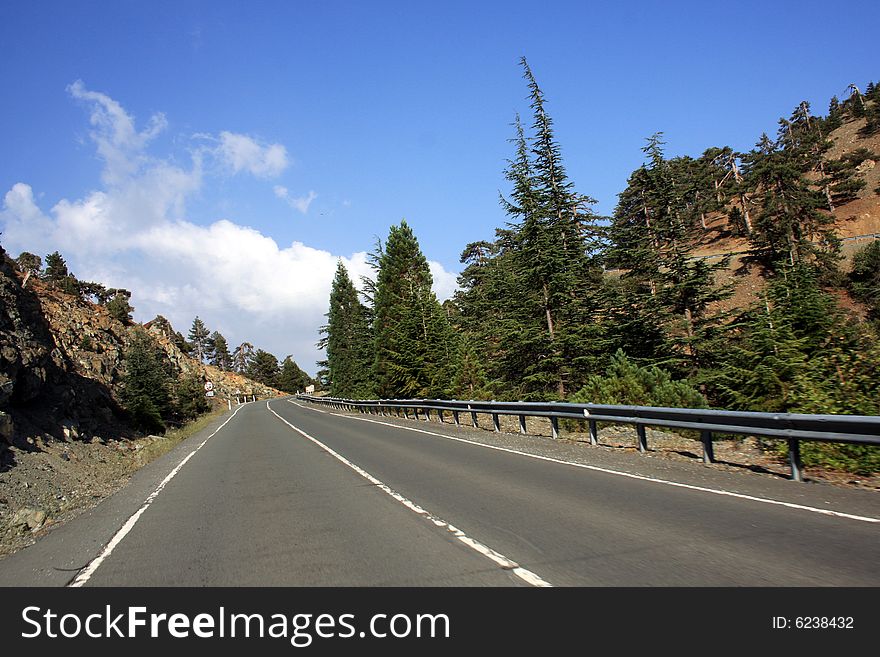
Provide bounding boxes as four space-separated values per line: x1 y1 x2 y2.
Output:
186 316 312 394
320 60 880 473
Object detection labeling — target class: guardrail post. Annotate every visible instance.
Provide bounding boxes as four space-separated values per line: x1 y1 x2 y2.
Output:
519 415 527 434
637 425 647 453
701 430 715 464
413 408 420 421
471 410 478 427
453 410 460 426
588 420 598 446
550 417 559 439
788 438 803 482
424 408 430 422
403 408 409 419
492 413 500 432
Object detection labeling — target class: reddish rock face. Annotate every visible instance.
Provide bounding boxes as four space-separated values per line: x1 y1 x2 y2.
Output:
0 246 281 449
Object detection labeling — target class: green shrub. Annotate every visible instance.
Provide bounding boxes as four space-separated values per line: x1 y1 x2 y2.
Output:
174 372 211 422
121 331 172 433
570 349 708 408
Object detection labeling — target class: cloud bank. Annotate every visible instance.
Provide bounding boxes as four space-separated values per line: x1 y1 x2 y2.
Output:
0 82 457 374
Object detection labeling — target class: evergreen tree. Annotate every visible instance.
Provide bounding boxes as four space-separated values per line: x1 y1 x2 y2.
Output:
277 356 312 394
77 280 108 304
42 250 79 295
609 135 731 376
106 289 133 324
209 331 233 371
14 252 41 287
188 316 211 363
451 233 520 398
824 148 877 206
704 264 841 412
321 261 374 398
174 371 210 421
43 251 69 282
372 221 456 398
849 241 880 323
499 60 606 398
232 342 254 373
451 336 490 399
571 349 708 408
247 349 280 388
121 330 173 432
741 132 839 274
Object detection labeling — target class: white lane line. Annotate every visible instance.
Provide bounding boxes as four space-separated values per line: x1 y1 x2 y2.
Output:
68 403 250 587
267 401 552 587
288 399 880 525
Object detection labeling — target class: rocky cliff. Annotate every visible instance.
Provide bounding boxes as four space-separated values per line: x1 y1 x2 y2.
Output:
0 244 281 461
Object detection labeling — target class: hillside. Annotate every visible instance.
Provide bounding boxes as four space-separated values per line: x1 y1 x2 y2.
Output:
685 109 880 315
0 245 284 554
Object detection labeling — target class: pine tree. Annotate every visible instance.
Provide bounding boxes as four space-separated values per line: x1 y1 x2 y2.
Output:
277 356 312 394
188 316 211 363
247 349 280 388
824 148 877 206
14 252 41 288
209 332 232 371
121 330 173 432
321 261 374 398
609 135 731 376
232 342 254 373
106 290 133 324
43 251 68 282
703 264 842 412
174 371 210 421
372 221 456 398
451 233 520 398
42 250 79 295
849 241 880 323
741 132 838 273
498 60 606 398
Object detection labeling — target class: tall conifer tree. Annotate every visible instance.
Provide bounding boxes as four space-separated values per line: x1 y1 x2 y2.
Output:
372 221 456 398
322 261 374 398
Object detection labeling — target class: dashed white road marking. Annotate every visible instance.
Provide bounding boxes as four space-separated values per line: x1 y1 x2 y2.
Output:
68 403 250 587
267 401 552 587
288 399 880 525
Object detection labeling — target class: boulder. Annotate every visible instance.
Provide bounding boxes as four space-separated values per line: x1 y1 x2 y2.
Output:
11 507 47 532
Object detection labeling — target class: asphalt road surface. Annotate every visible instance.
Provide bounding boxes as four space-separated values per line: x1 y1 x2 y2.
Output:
1 398 878 586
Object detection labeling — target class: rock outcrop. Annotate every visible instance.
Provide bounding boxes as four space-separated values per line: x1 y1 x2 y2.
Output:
0 245 282 460
0 246 126 450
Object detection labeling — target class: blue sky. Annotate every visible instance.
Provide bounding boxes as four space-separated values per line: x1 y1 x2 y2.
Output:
2 0 878 374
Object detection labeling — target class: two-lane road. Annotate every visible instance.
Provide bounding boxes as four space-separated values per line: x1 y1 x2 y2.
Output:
1 398 877 586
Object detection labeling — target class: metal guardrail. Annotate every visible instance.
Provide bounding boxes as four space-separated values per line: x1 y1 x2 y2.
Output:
296 395 880 482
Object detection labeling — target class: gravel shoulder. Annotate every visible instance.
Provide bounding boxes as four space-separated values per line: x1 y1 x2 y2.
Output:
0 408 227 559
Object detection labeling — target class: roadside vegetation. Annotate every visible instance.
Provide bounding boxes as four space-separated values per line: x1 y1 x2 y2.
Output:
319 61 880 474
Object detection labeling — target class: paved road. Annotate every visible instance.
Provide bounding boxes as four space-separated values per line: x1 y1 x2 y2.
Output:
1 398 878 586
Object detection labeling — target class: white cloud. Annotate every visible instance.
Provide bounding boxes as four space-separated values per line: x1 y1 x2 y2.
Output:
68 80 168 186
0 83 459 374
429 261 458 302
274 185 317 214
218 131 288 178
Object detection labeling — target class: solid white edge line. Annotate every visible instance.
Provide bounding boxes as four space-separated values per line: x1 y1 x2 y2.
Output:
68 402 250 587
267 401 553 587
288 399 880 525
